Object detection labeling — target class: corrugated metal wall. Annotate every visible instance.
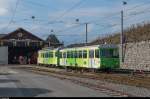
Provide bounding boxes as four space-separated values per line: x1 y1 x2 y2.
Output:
0 47 8 65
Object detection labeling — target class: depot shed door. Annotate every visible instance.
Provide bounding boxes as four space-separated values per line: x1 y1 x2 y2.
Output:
0 47 8 65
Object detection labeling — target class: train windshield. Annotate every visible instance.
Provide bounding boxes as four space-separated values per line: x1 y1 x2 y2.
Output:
100 49 119 58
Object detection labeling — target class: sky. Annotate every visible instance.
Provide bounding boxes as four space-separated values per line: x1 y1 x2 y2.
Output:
0 0 150 45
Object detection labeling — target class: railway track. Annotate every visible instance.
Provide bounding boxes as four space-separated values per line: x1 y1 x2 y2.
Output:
44 72 134 97
12 65 150 89
13 66 136 97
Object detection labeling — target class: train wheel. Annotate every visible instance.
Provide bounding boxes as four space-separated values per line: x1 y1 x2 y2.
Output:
65 66 68 72
80 68 84 74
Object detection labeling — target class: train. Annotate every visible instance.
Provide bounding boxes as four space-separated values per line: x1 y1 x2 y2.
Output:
37 44 120 71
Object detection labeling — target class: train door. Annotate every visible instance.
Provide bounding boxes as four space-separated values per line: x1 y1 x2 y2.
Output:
89 50 95 68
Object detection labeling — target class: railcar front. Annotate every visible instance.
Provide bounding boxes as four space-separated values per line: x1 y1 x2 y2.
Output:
99 45 120 70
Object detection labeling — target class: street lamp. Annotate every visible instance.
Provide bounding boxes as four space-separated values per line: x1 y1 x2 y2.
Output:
31 16 35 19
76 19 88 45
51 29 54 33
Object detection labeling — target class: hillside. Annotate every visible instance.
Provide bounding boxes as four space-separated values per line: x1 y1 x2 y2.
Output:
90 23 150 45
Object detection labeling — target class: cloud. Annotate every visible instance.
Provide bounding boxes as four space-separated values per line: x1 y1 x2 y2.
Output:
0 8 8 16
0 0 17 16
0 0 9 16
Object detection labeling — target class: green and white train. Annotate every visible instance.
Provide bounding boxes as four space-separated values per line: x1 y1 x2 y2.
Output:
38 44 120 70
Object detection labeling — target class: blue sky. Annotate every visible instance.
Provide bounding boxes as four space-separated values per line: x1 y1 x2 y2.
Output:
0 0 150 45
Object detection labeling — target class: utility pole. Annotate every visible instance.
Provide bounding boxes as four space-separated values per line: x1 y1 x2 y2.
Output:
85 23 88 44
121 1 127 63
121 10 124 63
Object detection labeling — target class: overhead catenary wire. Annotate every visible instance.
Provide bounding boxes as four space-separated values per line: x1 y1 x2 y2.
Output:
88 1 150 24
11 0 150 28
47 0 85 25
0 0 20 33
1 0 150 44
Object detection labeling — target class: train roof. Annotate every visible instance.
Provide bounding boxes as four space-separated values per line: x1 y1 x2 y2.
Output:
38 47 63 52
39 44 118 52
60 44 118 50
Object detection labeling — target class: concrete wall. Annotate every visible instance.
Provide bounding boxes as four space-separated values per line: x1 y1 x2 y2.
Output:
120 41 150 71
0 47 8 65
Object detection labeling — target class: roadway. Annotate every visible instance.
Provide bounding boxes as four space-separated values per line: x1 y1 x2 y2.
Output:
0 65 110 97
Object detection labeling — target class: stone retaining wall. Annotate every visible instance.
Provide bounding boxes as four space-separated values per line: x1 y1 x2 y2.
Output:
120 41 150 71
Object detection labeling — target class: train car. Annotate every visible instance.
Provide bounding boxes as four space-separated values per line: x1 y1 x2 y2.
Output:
59 44 120 70
38 44 120 70
37 50 44 65
38 48 59 66
99 44 120 70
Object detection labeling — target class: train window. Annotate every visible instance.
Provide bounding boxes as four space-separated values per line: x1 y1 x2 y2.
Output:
54 52 56 58
42 53 44 58
44 53 46 58
74 51 78 58
49 53 51 58
95 49 100 58
71 51 74 58
45 53 47 58
43 53 45 58
47 53 49 58
113 49 119 58
63 52 66 58
41 53 43 58
54 52 56 57
72 51 74 58
48 52 51 58
75 51 79 58
89 50 94 58
79 51 83 58
43 53 44 58
100 49 118 58
83 50 87 58
59 52 62 58
101 49 109 58
51 52 54 58
70 51 73 58
69 51 73 58
67 52 69 58
67 51 70 58
44 53 45 58
55 52 58 57
50 52 53 58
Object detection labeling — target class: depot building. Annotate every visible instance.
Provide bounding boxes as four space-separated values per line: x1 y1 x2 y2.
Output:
0 28 63 65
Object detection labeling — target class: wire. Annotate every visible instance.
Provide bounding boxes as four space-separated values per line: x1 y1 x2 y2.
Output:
88 1 150 24
51 23 85 34
126 0 150 11
46 0 85 25
23 0 51 8
0 0 20 33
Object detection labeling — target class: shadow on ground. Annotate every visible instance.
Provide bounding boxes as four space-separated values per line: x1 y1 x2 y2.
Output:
0 79 19 83
0 88 52 97
0 73 11 75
